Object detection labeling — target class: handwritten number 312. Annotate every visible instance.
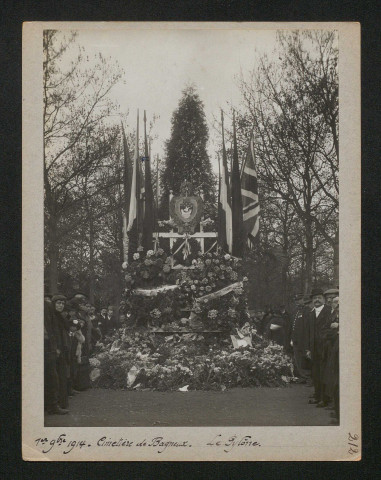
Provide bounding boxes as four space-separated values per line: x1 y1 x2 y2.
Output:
348 433 359 455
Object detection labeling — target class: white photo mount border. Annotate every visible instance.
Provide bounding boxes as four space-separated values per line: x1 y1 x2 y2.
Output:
22 21 361 461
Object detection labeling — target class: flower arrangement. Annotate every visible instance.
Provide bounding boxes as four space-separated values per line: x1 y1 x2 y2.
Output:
193 290 249 331
157 219 176 229
178 251 242 302
122 290 182 328
91 328 294 391
121 249 247 332
123 248 176 289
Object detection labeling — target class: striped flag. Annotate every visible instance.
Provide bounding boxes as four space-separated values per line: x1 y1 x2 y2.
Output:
121 122 132 261
142 110 154 251
241 132 260 244
121 122 132 222
127 110 142 234
217 110 233 253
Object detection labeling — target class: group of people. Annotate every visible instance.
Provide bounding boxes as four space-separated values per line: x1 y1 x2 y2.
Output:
292 288 340 424
251 287 340 424
44 291 120 415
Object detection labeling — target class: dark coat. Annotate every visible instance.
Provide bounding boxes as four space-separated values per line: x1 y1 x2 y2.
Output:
265 314 287 347
308 304 332 359
281 311 292 351
292 306 312 352
97 313 110 337
321 310 339 396
44 301 58 354
53 309 70 361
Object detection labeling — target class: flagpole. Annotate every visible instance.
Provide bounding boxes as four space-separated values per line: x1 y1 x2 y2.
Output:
121 123 128 262
127 109 139 232
219 109 233 253
231 108 244 257
142 110 154 251
240 125 255 179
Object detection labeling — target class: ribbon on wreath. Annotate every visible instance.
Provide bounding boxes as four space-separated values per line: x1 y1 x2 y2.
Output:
153 234 160 253
182 234 191 260
170 234 191 261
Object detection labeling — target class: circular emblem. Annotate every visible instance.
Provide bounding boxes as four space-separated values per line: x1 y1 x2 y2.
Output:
169 182 204 234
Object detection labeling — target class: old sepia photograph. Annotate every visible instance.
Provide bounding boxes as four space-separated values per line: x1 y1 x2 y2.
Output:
22 22 360 461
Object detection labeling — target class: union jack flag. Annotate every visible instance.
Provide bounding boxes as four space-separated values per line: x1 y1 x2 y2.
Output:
241 133 260 244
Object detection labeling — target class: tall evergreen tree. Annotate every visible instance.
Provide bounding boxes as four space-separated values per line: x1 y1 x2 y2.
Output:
160 85 216 218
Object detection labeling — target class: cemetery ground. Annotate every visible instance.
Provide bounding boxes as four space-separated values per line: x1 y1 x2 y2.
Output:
45 384 332 427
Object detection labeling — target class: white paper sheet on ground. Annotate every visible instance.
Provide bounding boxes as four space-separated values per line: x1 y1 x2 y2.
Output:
110 339 122 352
127 365 140 387
90 367 100 382
230 335 252 349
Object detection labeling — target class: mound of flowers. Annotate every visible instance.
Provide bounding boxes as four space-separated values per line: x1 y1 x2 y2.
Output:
98 248 294 391
122 247 176 289
121 249 250 330
178 252 242 299
90 327 294 391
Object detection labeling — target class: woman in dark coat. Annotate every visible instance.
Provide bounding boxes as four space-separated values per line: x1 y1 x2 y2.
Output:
44 300 68 415
51 294 71 410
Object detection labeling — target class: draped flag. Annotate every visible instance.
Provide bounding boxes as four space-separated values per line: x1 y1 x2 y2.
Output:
121 122 132 261
241 132 260 245
217 110 232 253
121 122 132 222
142 110 154 251
127 110 142 240
231 110 244 257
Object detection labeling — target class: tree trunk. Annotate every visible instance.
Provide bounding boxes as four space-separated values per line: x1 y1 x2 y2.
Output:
304 226 313 295
281 249 288 305
48 215 59 293
300 252 305 293
333 226 339 287
113 207 125 315
88 209 95 304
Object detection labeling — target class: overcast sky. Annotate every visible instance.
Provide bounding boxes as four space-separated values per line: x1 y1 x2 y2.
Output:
72 27 279 173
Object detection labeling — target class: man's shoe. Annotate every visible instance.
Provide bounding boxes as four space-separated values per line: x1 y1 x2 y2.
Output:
47 406 69 415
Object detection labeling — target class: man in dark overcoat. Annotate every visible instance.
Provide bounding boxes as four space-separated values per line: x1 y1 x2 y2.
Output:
291 295 312 382
51 294 71 411
322 296 340 422
306 288 332 407
44 300 68 415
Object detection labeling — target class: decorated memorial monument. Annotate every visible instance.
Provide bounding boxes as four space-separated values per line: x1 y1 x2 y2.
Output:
90 179 294 390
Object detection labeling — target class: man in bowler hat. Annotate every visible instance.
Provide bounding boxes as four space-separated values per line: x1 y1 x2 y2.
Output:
306 288 332 407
